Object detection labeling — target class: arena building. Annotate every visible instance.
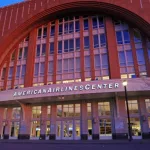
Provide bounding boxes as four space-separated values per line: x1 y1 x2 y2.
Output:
0 0 150 140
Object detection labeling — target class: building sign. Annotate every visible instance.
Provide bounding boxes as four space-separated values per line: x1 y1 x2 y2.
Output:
13 83 119 97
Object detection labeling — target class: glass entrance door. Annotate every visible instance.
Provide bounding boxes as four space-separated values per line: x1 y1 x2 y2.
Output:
130 118 142 139
62 120 73 140
99 119 112 139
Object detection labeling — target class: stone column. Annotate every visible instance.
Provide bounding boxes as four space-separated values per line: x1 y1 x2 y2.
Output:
138 97 150 139
81 100 88 140
0 107 4 139
92 101 99 140
40 105 47 140
113 97 128 139
18 104 32 140
50 103 56 140
4 108 12 139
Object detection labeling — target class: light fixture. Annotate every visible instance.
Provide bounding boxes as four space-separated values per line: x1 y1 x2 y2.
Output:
122 80 128 86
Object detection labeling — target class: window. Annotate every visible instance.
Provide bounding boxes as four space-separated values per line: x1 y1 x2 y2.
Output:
75 104 80 117
64 23 69 34
58 41 62 53
116 31 123 44
50 43 54 54
127 100 138 114
21 65 26 78
84 36 89 49
51 26 55 36
85 56 90 71
102 54 108 69
119 51 126 67
47 106 51 118
145 99 150 113
94 54 100 69
69 22 74 33
12 107 21 119
32 106 41 119
84 19 88 30
34 63 39 76
57 104 80 117
136 49 145 65
123 30 130 44
48 61 53 75
69 58 74 72
69 39 74 52
1 68 6 80
59 24 63 35
87 103 91 116
76 57 80 72
16 66 21 79
23 47 28 59
126 50 134 66
98 16 104 27
134 29 141 43
92 17 98 29
98 102 110 116
75 21 80 32
18 48 23 60
42 44 46 56
8 67 13 80
75 38 80 50
43 27 47 38
40 62 45 76
100 34 106 47
36 45 40 57
11 52 15 61
93 35 99 48
38 28 42 39
57 60 62 74
57 105 62 117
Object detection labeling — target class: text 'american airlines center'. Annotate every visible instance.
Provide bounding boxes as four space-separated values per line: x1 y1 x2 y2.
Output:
13 83 119 97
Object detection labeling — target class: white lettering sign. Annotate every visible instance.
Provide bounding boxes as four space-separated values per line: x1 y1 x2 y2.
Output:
13 83 119 97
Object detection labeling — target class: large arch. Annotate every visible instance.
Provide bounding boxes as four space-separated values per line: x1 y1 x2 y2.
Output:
0 1 150 68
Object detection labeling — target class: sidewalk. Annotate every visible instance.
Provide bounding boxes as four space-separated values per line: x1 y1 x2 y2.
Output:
0 139 150 144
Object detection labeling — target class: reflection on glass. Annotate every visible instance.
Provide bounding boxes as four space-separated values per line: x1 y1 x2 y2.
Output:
98 102 110 116
88 120 92 137
10 122 20 137
75 120 80 137
130 118 141 136
99 119 112 136
31 121 40 137
46 121 50 137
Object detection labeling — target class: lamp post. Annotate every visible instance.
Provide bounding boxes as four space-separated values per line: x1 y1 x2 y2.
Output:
122 80 132 141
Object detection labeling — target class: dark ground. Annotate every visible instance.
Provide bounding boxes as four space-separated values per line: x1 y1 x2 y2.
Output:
0 140 150 150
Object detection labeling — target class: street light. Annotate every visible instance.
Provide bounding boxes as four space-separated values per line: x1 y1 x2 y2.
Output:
122 80 132 141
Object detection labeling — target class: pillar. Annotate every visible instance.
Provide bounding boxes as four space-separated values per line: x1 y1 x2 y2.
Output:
40 105 47 140
81 100 88 140
18 104 32 139
24 29 37 87
92 101 99 140
113 97 128 139
79 16 85 81
105 17 120 79
138 97 150 139
129 27 140 77
50 104 56 140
